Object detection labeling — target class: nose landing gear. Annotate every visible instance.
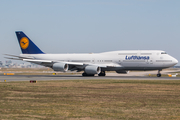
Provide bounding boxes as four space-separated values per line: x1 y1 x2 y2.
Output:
157 70 161 77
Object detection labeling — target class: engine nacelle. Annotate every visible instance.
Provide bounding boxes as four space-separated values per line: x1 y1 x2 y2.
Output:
52 63 68 72
116 70 129 74
85 66 101 74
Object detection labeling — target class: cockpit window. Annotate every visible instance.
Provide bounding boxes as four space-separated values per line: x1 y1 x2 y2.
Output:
161 52 167 54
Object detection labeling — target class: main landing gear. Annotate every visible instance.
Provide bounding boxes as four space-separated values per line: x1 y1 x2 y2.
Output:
98 71 106 76
82 71 106 76
157 70 161 77
82 73 94 76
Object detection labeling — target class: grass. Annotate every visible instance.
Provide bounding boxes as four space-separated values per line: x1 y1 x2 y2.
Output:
1 80 180 120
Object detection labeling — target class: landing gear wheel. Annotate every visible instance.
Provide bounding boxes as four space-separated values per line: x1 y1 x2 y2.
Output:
82 73 87 76
98 71 106 76
82 73 94 76
157 70 162 77
157 73 161 77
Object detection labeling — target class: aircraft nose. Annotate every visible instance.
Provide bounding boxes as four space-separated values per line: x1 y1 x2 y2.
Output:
172 58 178 65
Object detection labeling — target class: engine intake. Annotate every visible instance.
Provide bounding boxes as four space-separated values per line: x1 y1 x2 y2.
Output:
52 63 68 72
85 66 101 74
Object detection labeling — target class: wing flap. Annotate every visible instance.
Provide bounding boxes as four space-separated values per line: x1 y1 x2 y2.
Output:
65 62 84 66
23 59 52 63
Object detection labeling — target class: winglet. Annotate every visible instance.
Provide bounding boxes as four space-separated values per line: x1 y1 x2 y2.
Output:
16 31 44 54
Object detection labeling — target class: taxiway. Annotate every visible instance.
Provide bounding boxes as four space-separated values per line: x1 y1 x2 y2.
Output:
0 69 179 82
0 74 180 82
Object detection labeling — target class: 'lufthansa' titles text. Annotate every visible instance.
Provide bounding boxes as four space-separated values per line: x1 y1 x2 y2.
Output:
125 56 150 60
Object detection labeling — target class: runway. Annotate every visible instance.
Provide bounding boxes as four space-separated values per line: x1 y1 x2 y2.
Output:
0 69 180 82
0 74 180 82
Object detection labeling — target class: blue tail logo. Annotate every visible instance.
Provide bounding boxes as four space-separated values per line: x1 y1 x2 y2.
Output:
16 31 44 54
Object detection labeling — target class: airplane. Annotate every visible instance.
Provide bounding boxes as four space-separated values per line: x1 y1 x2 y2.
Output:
5 31 178 77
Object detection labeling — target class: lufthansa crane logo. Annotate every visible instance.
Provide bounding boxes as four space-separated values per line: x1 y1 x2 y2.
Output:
20 37 29 49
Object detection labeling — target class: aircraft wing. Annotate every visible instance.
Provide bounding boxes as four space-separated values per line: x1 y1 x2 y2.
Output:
23 59 84 66
4 54 121 71
5 54 85 67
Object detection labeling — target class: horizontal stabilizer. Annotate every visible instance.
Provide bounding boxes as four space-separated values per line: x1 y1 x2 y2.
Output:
4 57 22 60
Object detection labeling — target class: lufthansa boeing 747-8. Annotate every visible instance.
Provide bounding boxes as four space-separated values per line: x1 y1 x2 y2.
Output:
5 31 178 77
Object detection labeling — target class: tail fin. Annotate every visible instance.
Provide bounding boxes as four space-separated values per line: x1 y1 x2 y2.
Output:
16 31 44 54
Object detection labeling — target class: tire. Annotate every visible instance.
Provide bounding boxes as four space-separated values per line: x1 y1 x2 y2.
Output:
82 73 94 76
98 71 106 76
157 74 161 77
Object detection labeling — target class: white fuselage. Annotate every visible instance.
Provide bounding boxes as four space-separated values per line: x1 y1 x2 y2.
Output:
20 50 178 71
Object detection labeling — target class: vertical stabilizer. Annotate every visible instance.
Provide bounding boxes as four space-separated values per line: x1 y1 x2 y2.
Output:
16 31 44 54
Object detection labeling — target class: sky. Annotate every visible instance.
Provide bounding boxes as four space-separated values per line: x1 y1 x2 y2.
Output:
0 0 180 65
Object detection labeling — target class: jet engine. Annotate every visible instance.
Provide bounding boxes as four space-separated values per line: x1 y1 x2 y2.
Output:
52 63 68 72
116 70 129 74
85 66 101 74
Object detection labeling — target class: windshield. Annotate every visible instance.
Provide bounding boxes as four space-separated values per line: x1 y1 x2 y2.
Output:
161 52 167 54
